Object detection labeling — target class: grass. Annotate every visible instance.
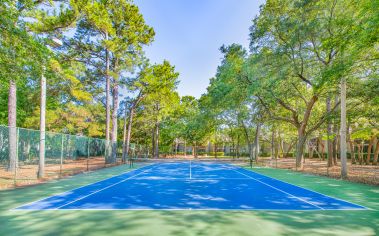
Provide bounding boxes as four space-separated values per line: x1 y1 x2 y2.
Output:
1 163 378 236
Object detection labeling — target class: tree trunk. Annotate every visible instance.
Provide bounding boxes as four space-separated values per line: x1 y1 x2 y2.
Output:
214 142 218 158
38 70 46 178
122 106 128 162
271 129 275 159
122 106 135 162
332 95 339 165
253 124 260 162
175 139 178 156
111 81 119 163
285 141 295 158
236 134 240 158
357 141 365 165
318 137 325 161
350 141 356 164
347 122 355 163
340 78 347 178
184 140 186 157
8 80 17 172
280 136 284 158
373 140 379 165
247 142 253 167
193 142 198 158
295 128 306 170
366 136 375 165
151 128 155 158
105 34 111 162
154 122 159 158
241 121 253 163
326 96 334 167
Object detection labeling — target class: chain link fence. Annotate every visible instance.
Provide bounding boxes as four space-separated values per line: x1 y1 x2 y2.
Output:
0 125 130 189
255 157 379 185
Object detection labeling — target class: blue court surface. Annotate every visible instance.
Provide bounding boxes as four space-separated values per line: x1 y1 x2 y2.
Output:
15 161 366 211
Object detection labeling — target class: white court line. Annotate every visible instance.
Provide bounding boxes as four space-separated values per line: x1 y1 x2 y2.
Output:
232 165 369 210
13 161 368 211
56 164 157 209
14 207 367 212
228 167 325 210
130 177 253 180
12 163 157 210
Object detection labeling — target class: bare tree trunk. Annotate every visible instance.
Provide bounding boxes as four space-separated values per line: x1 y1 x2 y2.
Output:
326 96 334 167
332 95 339 166
357 141 365 165
236 134 240 158
105 34 111 162
192 142 198 158
241 121 253 165
38 70 46 178
373 140 379 165
111 81 119 163
184 140 186 157
275 130 279 168
285 140 295 158
350 141 356 164
318 137 325 161
151 128 155 158
122 106 135 162
175 139 178 156
347 121 354 163
271 129 275 159
366 136 375 165
253 124 260 162
154 122 159 158
214 142 218 158
340 78 347 178
8 80 17 172
122 106 128 162
194 142 198 158
295 128 306 170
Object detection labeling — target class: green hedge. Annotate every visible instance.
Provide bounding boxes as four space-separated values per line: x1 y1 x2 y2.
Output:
197 151 224 156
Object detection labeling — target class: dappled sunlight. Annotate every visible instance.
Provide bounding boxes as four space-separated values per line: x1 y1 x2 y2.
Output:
13 161 366 211
1 162 378 235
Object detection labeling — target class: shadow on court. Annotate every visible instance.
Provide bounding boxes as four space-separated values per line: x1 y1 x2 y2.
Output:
1 164 378 236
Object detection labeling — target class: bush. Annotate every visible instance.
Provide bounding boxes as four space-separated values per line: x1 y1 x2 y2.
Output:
260 152 270 157
196 151 224 157
225 152 250 157
282 152 294 158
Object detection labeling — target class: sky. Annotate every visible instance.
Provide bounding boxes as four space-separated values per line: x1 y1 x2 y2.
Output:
134 0 266 98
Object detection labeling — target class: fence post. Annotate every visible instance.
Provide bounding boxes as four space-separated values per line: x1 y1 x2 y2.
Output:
104 141 107 167
87 138 90 172
60 134 64 178
14 127 19 187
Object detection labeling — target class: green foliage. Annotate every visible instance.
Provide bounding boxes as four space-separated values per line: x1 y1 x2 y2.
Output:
0 0 377 160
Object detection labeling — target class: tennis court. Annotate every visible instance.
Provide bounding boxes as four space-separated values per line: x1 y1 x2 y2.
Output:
15 161 365 211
